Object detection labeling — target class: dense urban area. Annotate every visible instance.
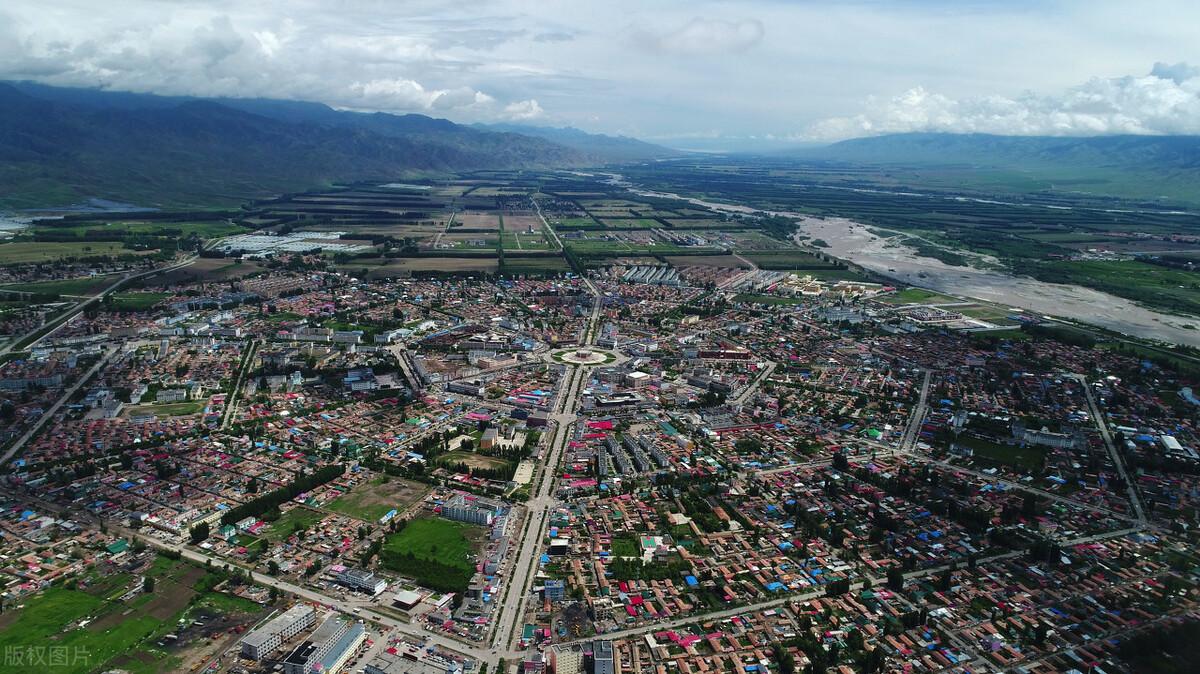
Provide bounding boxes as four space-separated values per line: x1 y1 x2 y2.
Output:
1 169 1198 674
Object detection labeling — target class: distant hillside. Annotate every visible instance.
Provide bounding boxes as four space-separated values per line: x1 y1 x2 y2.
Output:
795 132 1200 204
476 123 674 162
0 83 598 208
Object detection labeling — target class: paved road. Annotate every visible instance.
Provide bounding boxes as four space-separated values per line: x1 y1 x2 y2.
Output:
0 345 117 466
900 368 932 452
1074 373 1145 523
221 339 259 429
488 265 604 656
0 254 198 356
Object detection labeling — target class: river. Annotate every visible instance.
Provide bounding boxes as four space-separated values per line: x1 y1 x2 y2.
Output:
620 178 1200 347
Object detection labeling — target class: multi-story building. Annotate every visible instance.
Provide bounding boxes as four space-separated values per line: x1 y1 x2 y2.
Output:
239 604 316 660
282 614 366 674
334 566 388 596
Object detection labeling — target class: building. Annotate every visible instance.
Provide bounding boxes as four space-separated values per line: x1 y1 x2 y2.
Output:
481 427 499 449
544 579 565 602
440 492 504 526
551 646 586 674
282 613 366 674
240 604 316 660
591 640 614 674
447 379 486 396
334 566 388 596
624 371 651 389
364 648 465 674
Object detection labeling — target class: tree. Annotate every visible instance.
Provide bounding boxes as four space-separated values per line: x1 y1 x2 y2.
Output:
268 560 280 576
190 522 210 544
143 576 155 593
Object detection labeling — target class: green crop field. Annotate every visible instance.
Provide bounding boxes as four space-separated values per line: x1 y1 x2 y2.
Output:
32 220 248 239
0 242 139 264
1020 260 1200 317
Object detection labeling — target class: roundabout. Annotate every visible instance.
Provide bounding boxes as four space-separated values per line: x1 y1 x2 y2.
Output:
551 347 619 366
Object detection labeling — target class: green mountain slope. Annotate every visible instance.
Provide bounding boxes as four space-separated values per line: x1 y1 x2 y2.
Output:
0 83 586 208
796 133 1200 205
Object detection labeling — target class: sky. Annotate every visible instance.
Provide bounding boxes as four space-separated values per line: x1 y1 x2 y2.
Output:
2 0 1198 150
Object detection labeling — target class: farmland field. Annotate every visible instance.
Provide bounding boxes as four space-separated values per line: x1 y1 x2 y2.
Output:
0 242 142 264
0 276 117 296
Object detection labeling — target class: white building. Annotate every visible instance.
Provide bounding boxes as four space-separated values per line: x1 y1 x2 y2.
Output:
240 604 316 660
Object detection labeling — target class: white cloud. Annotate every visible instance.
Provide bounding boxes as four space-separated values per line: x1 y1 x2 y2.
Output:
0 3 555 123
502 99 544 121
633 17 764 55
806 64 1200 141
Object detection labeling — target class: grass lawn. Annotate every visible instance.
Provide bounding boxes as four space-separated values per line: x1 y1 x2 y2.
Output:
106 292 170 311
610 535 640 557
955 435 1046 472
0 241 140 264
269 507 325 539
382 518 479 574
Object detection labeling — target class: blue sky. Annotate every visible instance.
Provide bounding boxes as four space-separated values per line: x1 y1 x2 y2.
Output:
2 0 1197 149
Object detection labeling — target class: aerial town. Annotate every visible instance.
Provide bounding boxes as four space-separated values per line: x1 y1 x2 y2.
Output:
1 172 1198 674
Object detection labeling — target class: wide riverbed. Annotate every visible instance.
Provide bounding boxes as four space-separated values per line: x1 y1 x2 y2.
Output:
798 217 1200 347
623 181 1200 346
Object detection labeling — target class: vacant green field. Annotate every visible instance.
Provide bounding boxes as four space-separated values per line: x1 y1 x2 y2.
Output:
0 554 230 674
439 450 511 471
269 507 326 538
955 435 1046 472
326 475 429 522
502 257 569 275
733 293 806 306
0 276 116 296
382 518 479 573
878 288 958 304
597 218 660 229
125 401 206 417
610 536 640 557
547 216 601 229
107 292 170 311
741 251 837 270
0 242 138 264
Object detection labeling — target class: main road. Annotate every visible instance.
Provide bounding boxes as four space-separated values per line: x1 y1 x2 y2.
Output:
1 253 199 356
488 241 604 655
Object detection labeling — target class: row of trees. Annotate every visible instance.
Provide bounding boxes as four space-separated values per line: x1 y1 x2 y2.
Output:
220 464 343 526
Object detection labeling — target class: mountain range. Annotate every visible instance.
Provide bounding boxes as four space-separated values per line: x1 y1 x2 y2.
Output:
793 132 1200 204
0 82 674 209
